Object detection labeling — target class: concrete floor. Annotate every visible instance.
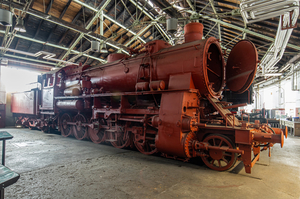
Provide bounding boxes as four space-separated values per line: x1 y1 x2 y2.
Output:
2 127 300 199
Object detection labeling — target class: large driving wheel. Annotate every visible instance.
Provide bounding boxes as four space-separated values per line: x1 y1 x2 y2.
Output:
88 120 105 144
60 113 73 137
73 114 88 140
111 127 131 149
201 134 237 171
133 129 157 155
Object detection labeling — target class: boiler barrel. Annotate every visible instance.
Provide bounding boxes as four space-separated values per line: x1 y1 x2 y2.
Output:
77 37 225 97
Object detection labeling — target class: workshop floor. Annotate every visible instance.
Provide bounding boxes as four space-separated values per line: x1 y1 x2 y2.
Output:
2 127 300 199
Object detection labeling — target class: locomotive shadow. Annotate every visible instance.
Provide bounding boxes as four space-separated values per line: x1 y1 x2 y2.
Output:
40 129 247 175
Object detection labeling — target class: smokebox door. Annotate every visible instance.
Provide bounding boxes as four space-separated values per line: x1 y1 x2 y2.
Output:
226 40 258 93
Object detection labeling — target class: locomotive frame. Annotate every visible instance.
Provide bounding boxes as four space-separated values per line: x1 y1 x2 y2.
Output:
11 22 286 174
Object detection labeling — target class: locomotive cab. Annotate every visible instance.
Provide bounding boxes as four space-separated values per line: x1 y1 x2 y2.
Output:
40 70 59 113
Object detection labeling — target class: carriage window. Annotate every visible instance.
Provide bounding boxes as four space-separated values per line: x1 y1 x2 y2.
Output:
43 78 48 87
48 76 54 86
43 75 54 87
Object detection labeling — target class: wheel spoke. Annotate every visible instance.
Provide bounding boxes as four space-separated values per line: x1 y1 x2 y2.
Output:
134 130 157 155
222 157 229 164
201 134 237 171
73 114 88 140
60 113 72 137
218 140 223 147
111 129 130 149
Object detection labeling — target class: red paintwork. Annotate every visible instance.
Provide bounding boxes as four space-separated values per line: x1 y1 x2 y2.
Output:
226 40 258 93
66 37 225 98
11 90 37 115
184 22 204 43
107 53 129 63
10 22 284 174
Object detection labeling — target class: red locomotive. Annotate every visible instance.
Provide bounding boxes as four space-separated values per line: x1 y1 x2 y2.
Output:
11 22 286 173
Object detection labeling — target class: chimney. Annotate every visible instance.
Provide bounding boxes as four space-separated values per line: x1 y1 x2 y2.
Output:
184 22 204 43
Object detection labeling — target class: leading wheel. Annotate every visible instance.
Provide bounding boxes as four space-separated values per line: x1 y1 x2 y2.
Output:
73 114 88 140
201 134 237 171
60 113 72 137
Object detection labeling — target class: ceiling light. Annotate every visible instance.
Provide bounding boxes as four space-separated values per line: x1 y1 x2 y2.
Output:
100 43 108 53
91 40 100 52
166 18 178 33
14 17 26 32
0 8 12 26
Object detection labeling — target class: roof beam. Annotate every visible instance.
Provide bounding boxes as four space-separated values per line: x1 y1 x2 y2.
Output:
53 6 83 45
46 0 54 14
57 0 112 66
125 23 153 47
5 1 128 53
72 0 148 44
0 30 106 63
27 0 54 54
150 0 182 18
3 54 57 67
60 0 72 19
127 0 172 44
173 5 300 51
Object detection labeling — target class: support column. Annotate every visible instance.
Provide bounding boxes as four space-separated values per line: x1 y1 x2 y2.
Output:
255 85 259 109
0 65 5 104
100 11 103 36
0 65 6 128
278 78 283 109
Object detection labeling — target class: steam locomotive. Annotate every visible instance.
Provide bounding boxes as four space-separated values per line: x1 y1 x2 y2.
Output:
11 22 286 173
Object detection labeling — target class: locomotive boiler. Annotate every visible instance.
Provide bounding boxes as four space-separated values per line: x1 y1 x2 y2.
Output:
11 22 286 174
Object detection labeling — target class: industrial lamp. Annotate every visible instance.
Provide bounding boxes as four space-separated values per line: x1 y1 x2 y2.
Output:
14 17 26 32
91 40 100 52
100 42 108 53
0 8 12 26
